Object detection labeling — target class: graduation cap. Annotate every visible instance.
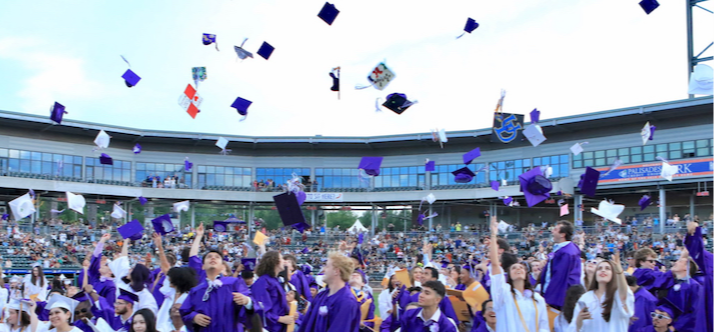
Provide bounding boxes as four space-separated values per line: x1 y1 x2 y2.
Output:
358 157 383 176
660 162 678 181
530 108 540 124
233 38 253 60
99 153 113 165
213 221 230 232
1 214 8 221
94 130 110 149
318 2 340 25
47 295 80 321
639 0 659 14
523 124 546 147
138 196 148 205
382 93 416 114
570 142 585 156
639 195 651 211
654 297 681 321
425 160 435 172
422 193 436 205
273 192 309 233
257 42 275 60
9 193 35 221
518 167 552 207
591 200 624 224
558 177 575 196
301 264 313 275
490 181 500 191
641 122 656 145
578 167 600 197
118 219 144 240
215 137 229 152
202 33 216 46
241 258 257 272
133 144 142 154
603 159 623 176
6 299 32 314
72 291 92 303
456 18 479 38
111 204 126 219
50 102 67 124
462 147 481 165
330 67 340 93
452 167 475 183
117 288 139 304
231 96 252 121
688 64 714 95
152 214 175 235
66 191 86 214
173 200 190 213
122 69 141 88
184 158 193 171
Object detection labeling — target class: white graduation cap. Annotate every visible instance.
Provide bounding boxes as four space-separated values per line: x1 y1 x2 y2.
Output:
660 162 679 182
6 299 33 314
216 137 229 151
688 64 714 95
591 200 624 224
558 177 575 196
523 124 546 147
8 193 35 221
570 142 588 156
47 294 79 321
422 193 436 205
501 178 507 186
110 204 126 219
542 165 553 178
94 130 111 149
431 128 448 148
497 220 511 233
641 122 652 145
66 191 86 214
173 200 190 213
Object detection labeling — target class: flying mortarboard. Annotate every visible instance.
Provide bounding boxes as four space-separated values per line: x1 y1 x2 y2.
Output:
179 84 202 119
452 167 475 183
462 147 481 165
570 142 587 156
50 102 67 124
152 214 175 235
233 38 253 60
456 18 479 38
382 93 417 114
422 193 436 205
639 0 660 14
257 42 275 60
118 288 139 304
184 158 193 171
216 137 229 152
591 200 625 224
273 192 308 233
122 69 141 88
330 67 340 96
578 167 600 197
518 167 552 207
133 144 142 154
173 200 190 213
66 191 86 214
191 67 207 89
138 196 148 205
660 162 678 181
99 153 113 165
231 96 252 121
318 2 340 25
111 204 126 219
603 159 623 176
1 214 7 221
8 193 35 221
490 181 500 191
47 295 79 321
688 64 714 95
523 124 546 147
202 33 219 51
118 220 144 240
638 195 651 211
530 108 540 124
558 177 575 196
94 130 110 149
641 122 656 145
241 258 257 272
358 157 383 176
425 159 435 172
361 63 395 91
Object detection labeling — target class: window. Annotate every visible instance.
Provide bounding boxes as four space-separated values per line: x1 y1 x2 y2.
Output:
199 166 253 189
375 165 425 188
87 158 131 182
431 163 487 186
0 149 82 179
136 163 191 188
315 168 360 190
573 139 712 168
532 154 569 179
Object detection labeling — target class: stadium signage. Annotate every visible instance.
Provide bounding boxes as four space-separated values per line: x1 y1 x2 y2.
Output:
597 157 713 183
305 193 344 202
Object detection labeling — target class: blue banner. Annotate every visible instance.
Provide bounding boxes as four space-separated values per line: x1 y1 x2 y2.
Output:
597 158 713 183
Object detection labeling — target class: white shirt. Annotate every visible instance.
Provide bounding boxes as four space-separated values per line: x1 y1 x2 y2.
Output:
567 289 634 332
490 272 550 332
378 289 394 318
109 256 159 314
156 281 188 332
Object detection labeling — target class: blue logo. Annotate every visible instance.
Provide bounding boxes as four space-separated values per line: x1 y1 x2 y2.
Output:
493 114 522 143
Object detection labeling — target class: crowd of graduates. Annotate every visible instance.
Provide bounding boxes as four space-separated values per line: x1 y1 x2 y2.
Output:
0 216 711 332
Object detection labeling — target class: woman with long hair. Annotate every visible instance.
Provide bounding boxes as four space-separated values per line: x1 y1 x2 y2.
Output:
581 259 600 289
571 252 634 332
4 301 31 332
488 217 548 332
553 285 586 332
129 309 157 332
40 296 82 332
409 266 423 287
377 274 402 317
251 251 297 332
23 267 48 301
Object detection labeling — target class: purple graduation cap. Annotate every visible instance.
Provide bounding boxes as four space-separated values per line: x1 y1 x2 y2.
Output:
117 219 144 240
358 156 383 176
440 260 450 269
72 291 92 303
118 288 139 304
464 18 479 34
50 102 67 124
1 214 8 221
257 42 275 60
649 125 656 141
231 96 252 120
329 68 339 92
301 247 310 254
452 167 476 183
578 167 600 197
273 192 308 233
425 160 435 172
530 108 540 123
184 158 193 171
490 180 500 191
462 147 481 165
99 153 113 165
655 297 682 321
202 33 216 46
138 196 148 205
318 2 340 25
416 213 426 226
213 221 229 232
133 144 142 154
382 93 416 114
357 233 364 244
152 214 174 235
639 195 651 211
503 197 513 206
241 258 257 272
301 264 312 275
639 0 659 14
122 69 141 88
518 167 552 207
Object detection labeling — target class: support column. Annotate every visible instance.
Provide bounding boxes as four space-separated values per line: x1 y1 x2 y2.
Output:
248 204 254 240
311 209 316 230
690 192 696 220
191 206 195 230
659 188 666 234
371 206 376 236
574 195 583 225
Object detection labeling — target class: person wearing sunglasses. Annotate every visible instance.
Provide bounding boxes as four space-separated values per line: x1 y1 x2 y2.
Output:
638 301 681 332
632 248 661 292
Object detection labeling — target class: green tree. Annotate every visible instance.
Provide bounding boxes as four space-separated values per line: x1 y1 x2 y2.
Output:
325 210 357 230
358 209 413 231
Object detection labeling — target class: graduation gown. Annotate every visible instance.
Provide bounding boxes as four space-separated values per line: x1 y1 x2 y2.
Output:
398 307 458 332
685 226 713 332
379 314 399 332
108 256 159 314
396 287 458 325
539 242 581 309
469 311 485 332
180 277 253 332
150 268 168 309
251 275 289 332
652 271 701 332
296 283 359 332
629 287 657 332
632 268 663 293
94 295 131 332
290 270 313 302
189 256 207 282
356 289 375 332
94 278 116 307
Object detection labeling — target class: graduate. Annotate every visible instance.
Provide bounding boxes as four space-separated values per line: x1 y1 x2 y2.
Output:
397 280 458 332
552 285 584 332
626 276 656 332
23 267 48 302
380 302 418 332
179 250 254 332
106 289 139 332
3 299 32 332
347 271 374 332
129 309 156 332
538 220 581 310
151 234 198 332
80 234 116 307
684 221 713 332
250 251 294 332
36 295 83 332
377 275 401 318
631 248 662 292
283 255 312 302
650 250 700 332
472 300 496 332
296 252 359 332
69 290 114 332
108 240 158 314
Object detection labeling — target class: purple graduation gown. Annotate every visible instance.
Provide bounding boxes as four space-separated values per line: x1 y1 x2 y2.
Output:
539 242 581 309
189 255 207 281
632 268 663 292
94 278 117 307
629 287 657 332
398 307 458 332
357 290 375 332
94 294 131 332
396 287 459 324
150 268 167 308
469 311 485 332
379 313 400 332
251 275 289 332
685 226 713 332
80 245 117 306
290 270 313 302
296 283 359 332
180 277 253 332
652 271 701 332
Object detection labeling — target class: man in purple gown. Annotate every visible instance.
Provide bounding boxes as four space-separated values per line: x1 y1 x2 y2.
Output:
539 220 581 310
633 248 661 292
80 233 116 306
285 255 312 302
398 280 458 332
685 221 713 332
297 252 359 332
627 275 657 332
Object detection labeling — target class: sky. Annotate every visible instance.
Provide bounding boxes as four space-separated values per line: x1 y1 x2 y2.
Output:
0 0 712 138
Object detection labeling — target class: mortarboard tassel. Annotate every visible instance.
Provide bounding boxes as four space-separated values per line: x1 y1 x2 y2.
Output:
121 55 131 67
330 67 340 99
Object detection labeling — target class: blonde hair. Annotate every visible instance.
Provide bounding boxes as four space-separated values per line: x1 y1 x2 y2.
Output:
328 252 354 282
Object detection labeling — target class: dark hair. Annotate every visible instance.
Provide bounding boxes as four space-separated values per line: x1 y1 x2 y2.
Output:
422 280 446 299
625 275 637 287
588 261 619 322
130 309 157 332
580 251 587 261
167 267 198 294
241 270 254 280
562 285 586 323
255 251 282 278
480 299 493 319
496 238 510 252
283 254 298 271
452 265 462 275
201 250 223 264
181 247 191 264
506 262 536 301
128 264 151 292
557 221 574 241
50 307 72 326
634 248 656 268
31 266 45 287
11 310 31 327
424 267 439 280
501 253 518 271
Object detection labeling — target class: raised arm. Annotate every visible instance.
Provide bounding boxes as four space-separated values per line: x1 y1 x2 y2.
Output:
152 233 171 274
189 224 204 258
120 237 129 257
489 216 502 275
612 250 628 303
